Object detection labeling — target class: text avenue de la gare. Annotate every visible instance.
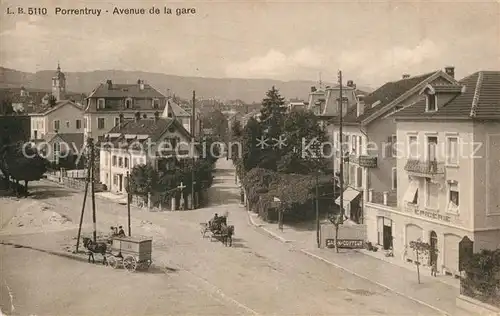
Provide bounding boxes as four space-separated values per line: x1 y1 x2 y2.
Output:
6 7 197 16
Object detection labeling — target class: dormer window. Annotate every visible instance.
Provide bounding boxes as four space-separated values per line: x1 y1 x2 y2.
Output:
426 94 437 112
152 99 160 109
97 98 105 109
125 98 132 109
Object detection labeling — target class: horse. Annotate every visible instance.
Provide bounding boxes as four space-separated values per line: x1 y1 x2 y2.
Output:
82 237 108 265
220 223 234 247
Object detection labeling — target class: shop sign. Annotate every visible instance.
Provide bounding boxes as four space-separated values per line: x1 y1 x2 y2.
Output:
414 209 451 222
325 239 364 249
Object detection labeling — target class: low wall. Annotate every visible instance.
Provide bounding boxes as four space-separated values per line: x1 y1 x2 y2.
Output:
456 294 500 316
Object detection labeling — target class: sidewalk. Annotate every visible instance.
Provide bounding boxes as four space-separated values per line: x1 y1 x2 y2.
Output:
247 210 472 316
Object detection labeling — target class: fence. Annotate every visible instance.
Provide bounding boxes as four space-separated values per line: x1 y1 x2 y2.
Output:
46 169 87 179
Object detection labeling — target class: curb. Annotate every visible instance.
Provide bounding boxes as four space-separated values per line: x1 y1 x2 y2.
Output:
300 249 450 316
246 211 291 243
0 241 94 265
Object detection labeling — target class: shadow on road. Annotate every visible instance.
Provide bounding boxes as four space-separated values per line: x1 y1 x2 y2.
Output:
29 189 75 200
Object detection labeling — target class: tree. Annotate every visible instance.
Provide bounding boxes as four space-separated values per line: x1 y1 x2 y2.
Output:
0 141 48 196
201 109 228 141
241 117 263 172
409 239 435 284
231 120 243 139
259 87 286 171
128 163 158 203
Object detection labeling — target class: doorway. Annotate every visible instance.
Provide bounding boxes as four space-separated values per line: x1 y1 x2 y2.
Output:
429 231 438 266
383 225 393 250
118 174 123 192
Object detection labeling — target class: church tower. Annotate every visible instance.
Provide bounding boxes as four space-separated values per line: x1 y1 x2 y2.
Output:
51 63 66 101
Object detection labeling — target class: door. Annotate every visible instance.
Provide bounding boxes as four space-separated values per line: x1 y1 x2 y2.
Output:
383 225 392 250
429 231 438 266
118 174 123 192
34 130 38 139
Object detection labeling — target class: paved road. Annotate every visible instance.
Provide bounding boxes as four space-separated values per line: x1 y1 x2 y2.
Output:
0 160 439 315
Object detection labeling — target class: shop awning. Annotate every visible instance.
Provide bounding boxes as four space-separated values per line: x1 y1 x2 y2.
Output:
335 187 361 208
403 180 419 203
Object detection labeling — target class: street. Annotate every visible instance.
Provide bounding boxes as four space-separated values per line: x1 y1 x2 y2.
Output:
0 160 439 315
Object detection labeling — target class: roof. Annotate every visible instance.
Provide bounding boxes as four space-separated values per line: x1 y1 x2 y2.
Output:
28 100 82 115
88 82 165 99
390 71 500 120
48 133 84 150
108 118 173 140
342 71 437 123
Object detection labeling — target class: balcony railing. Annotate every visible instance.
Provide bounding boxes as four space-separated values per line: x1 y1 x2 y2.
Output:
404 159 445 176
358 155 377 168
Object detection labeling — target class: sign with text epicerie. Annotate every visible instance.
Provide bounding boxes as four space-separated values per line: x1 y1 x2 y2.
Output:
325 239 364 249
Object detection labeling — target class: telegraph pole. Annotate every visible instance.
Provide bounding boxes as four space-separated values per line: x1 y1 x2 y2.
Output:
191 90 196 209
89 137 97 242
126 171 131 236
338 70 345 225
315 170 320 248
75 140 91 252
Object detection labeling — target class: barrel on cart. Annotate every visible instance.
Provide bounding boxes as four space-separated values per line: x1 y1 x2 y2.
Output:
106 236 152 272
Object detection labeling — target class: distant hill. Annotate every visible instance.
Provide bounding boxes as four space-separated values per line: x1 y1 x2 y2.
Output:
0 67 373 103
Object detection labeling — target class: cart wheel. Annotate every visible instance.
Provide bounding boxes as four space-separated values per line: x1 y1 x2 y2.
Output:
123 256 137 272
107 256 119 269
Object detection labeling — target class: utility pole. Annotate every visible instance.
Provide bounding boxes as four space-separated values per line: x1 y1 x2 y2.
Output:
191 90 196 209
315 170 320 248
89 137 97 243
126 171 131 236
75 140 91 253
338 70 345 225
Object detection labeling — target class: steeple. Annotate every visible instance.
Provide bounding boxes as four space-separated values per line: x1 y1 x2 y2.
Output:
318 72 323 90
52 62 66 101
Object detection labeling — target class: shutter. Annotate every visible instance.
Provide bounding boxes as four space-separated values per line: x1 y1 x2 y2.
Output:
386 136 393 158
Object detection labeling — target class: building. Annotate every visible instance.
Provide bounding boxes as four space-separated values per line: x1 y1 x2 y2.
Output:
99 112 194 194
163 99 201 136
84 79 168 143
364 70 500 278
43 133 85 167
287 98 307 112
332 68 459 224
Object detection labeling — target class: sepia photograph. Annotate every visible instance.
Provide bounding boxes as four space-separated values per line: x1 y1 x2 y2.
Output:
0 0 499 315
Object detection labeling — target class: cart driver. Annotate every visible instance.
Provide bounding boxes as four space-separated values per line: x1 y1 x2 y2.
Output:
210 213 219 231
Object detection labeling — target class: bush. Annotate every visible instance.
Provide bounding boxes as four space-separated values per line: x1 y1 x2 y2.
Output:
461 249 500 307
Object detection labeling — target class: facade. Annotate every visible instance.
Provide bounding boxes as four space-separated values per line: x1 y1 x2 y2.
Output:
29 100 84 141
162 99 201 135
364 70 500 278
84 79 168 143
332 69 459 224
43 133 85 167
99 114 194 194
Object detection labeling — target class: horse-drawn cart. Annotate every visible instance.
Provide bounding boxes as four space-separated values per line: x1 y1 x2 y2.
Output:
200 216 234 247
106 236 152 272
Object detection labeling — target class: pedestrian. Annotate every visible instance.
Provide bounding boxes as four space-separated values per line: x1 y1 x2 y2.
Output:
118 226 125 237
431 261 437 277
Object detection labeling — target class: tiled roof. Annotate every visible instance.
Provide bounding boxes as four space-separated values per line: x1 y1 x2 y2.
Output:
390 71 500 120
28 100 82 115
49 133 84 150
169 100 190 117
88 83 165 99
107 118 174 141
342 72 437 123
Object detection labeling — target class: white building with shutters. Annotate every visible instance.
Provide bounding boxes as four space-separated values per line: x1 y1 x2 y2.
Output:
364 70 500 278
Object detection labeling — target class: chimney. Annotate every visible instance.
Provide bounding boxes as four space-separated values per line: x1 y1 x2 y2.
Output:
138 79 144 90
154 111 159 121
311 86 317 93
357 98 365 117
347 80 354 87
444 66 455 78
106 80 113 89
402 74 410 79
134 111 141 122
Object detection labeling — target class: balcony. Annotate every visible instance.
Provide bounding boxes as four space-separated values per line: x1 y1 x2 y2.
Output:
404 159 445 177
358 155 377 168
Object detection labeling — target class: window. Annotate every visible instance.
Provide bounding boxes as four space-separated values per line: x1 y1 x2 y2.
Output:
118 157 123 167
403 180 419 204
391 167 397 190
152 99 159 109
352 135 357 155
53 120 60 131
448 182 459 214
356 167 363 188
98 118 105 129
426 94 437 112
113 174 118 185
84 118 88 129
125 98 132 109
427 136 438 161
391 135 397 157
65 121 70 128
359 137 364 155
53 142 60 154
425 179 439 210
124 157 129 168
112 155 117 166
408 135 418 159
76 119 81 129
446 136 459 166
97 99 105 109
114 117 120 127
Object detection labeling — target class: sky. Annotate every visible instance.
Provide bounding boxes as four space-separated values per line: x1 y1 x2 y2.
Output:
0 0 499 87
